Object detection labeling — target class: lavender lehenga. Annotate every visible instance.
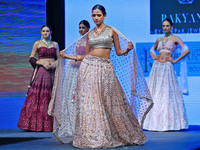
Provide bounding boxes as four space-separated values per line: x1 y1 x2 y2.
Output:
143 39 188 131
48 26 153 148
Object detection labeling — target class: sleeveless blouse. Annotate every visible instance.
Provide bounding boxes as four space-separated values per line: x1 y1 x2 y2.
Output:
38 47 57 59
157 40 176 54
88 26 113 50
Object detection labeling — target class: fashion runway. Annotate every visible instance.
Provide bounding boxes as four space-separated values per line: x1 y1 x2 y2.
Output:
0 126 200 150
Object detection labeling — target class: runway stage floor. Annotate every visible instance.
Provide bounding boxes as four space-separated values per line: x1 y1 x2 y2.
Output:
0 126 200 150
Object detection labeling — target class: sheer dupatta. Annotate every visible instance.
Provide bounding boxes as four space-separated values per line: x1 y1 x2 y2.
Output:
48 27 153 143
48 35 87 143
178 44 189 95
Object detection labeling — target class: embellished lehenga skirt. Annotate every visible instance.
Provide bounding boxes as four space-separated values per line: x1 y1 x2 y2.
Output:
71 55 147 148
143 61 188 131
17 66 54 131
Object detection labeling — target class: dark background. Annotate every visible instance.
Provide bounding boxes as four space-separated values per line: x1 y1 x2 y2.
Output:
150 0 200 34
46 0 65 50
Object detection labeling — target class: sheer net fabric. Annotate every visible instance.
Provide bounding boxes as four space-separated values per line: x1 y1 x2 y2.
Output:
48 36 87 143
48 27 153 148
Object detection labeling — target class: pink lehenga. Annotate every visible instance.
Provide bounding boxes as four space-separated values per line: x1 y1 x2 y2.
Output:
143 40 188 131
17 43 58 131
48 26 153 148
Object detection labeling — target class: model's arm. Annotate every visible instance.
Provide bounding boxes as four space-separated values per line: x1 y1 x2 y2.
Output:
150 38 160 60
29 41 44 67
173 36 190 63
60 34 90 61
112 30 133 56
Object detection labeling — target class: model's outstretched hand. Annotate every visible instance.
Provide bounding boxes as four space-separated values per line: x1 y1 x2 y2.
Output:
60 50 65 57
60 50 70 59
127 41 134 52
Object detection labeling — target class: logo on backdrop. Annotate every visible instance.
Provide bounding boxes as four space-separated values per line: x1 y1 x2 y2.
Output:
178 0 194 4
150 0 199 34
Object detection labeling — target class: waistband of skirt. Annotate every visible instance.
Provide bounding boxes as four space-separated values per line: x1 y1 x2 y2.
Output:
154 61 172 64
83 55 111 63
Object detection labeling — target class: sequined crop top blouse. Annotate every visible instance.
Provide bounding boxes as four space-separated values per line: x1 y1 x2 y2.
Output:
88 26 113 50
38 47 57 59
157 40 176 54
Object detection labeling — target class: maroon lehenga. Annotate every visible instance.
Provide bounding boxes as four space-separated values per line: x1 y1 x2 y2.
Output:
17 46 57 131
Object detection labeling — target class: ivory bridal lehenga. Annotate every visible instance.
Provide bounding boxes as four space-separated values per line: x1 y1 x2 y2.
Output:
143 39 188 131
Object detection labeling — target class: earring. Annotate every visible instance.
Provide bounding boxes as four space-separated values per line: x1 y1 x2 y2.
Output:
50 35 52 41
41 35 44 40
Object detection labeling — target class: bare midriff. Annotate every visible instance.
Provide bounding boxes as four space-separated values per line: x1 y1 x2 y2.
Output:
156 51 172 63
88 48 111 59
40 58 56 63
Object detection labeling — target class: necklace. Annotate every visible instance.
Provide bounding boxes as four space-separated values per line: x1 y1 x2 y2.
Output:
94 25 107 36
41 38 52 47
164 33 172 37
162 34 172 49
